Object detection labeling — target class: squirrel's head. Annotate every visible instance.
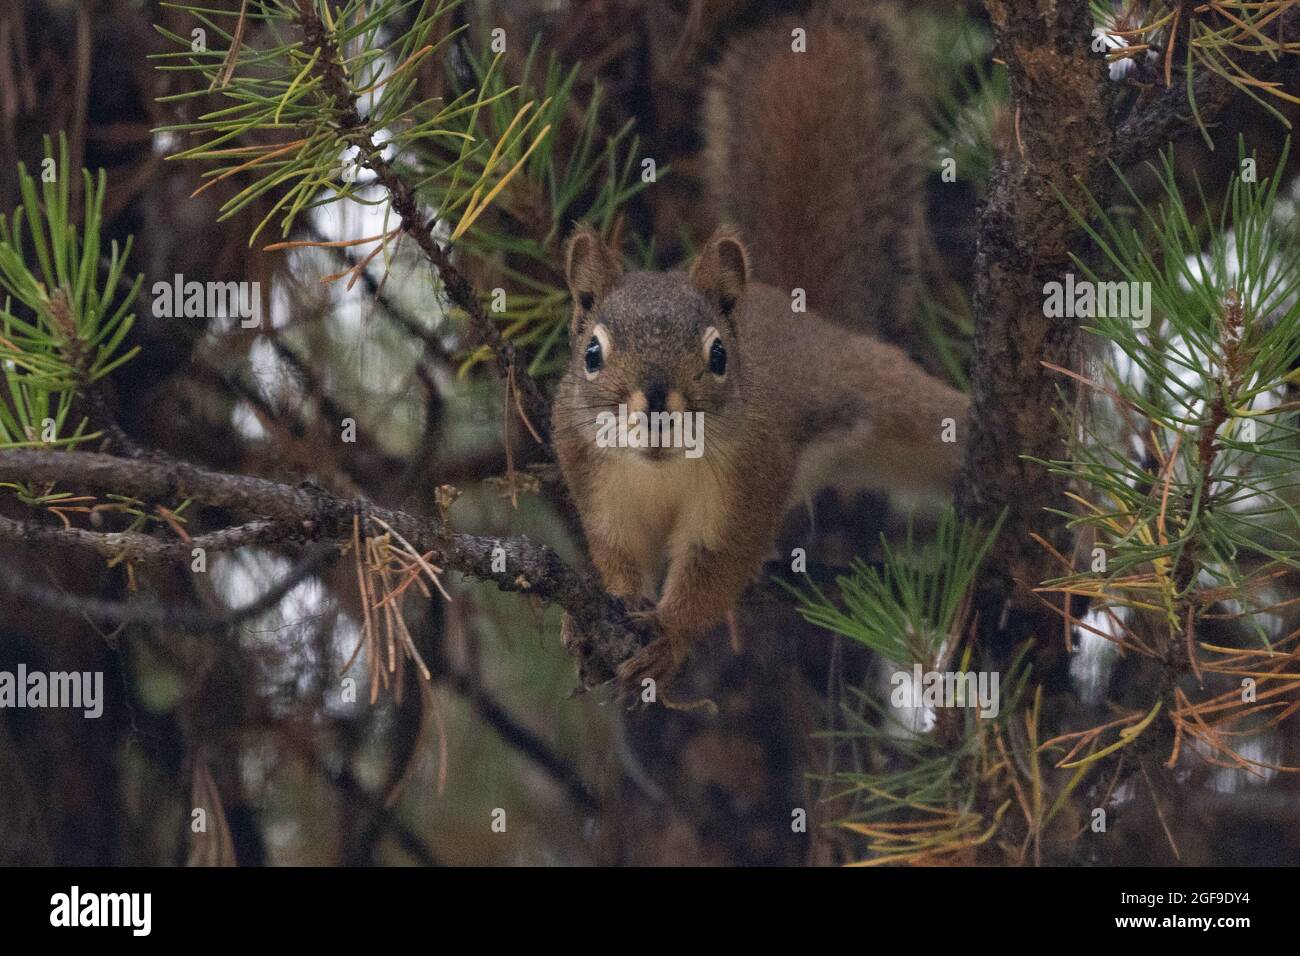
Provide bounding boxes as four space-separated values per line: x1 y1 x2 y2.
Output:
555 224 750 462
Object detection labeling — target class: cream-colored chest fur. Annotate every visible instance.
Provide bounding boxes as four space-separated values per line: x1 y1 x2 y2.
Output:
587 451 730 598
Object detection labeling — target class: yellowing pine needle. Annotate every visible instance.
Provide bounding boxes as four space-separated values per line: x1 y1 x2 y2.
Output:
273 48 321 124
263 226 400 252
1059 701 1163 769
189 139 308 199
356 45 433 96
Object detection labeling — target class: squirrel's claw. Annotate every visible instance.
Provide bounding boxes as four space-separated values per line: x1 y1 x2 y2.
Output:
616 613 685 705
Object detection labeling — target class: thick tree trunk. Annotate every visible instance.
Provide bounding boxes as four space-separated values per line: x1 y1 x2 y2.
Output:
957 1 1112 668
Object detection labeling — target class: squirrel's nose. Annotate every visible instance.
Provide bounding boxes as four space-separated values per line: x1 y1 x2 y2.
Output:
644 381 668 414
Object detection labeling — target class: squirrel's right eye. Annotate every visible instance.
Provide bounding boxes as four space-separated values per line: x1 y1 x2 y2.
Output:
584 336 603 375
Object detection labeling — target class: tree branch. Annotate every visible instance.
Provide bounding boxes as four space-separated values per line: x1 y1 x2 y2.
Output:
292 0 551 444
0 515 291 562
1109 8 1300 171
435 655 603 813
0 448 641 684
308 754 444 866
0 544 336 631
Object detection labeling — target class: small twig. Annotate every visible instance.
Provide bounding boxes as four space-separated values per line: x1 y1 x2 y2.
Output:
0 544 335 632
292 0 550 444
0 514 292 562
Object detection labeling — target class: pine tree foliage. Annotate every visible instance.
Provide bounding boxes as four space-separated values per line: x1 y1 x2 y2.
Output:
787 512 1046 864
0 135 141 499
1036 141 1300 775
2 0 1300 867
1091 1 1300 132
426 44 651 375
153 0 649 376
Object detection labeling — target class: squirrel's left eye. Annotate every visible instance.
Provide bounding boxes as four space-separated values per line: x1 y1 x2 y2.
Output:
583 324 610 380
704 327 727 377
709 339 727 376
585 337 603 373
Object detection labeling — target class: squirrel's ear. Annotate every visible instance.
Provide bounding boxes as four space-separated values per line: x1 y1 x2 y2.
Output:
690 227 749 318
563 224 622 322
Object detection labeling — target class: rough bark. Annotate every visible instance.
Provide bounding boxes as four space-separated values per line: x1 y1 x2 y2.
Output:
959 1 1300 670
956 0 1112 658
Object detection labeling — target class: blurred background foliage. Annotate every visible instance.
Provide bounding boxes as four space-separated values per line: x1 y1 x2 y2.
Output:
0 0 1299 867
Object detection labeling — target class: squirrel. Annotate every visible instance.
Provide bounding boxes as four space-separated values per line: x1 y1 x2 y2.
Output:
550 2 969 694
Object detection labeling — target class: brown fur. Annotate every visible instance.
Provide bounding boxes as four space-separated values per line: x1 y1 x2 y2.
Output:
552 4 957 691
553 234 967 691
703 3 927 339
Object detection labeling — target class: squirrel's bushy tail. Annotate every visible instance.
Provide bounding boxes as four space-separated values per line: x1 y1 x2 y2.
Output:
703 1 928 339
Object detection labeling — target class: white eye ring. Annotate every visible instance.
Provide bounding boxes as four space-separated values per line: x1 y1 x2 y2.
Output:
584 323 612 381
702 326 720 359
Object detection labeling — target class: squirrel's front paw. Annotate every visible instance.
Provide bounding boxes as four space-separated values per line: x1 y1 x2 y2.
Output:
616 636 678 701
616 612 686 703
